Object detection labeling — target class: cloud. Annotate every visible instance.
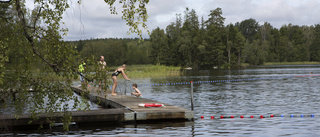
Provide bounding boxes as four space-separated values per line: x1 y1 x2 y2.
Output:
53 0 320 40
62 0 129 40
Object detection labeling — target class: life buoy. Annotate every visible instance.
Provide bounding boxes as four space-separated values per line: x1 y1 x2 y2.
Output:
138 103 164 107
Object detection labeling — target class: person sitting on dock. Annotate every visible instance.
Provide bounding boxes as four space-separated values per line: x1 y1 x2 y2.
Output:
111 64 130 96
131 83 142 98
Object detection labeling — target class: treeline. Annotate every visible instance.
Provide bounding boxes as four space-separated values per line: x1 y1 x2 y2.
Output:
70 7 320 69
68 38 153 66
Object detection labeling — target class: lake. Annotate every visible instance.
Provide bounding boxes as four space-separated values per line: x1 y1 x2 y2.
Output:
2 65 320 136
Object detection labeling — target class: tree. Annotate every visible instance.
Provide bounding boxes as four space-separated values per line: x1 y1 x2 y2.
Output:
268 28 281 62
125 40 151 64
310 24 320 61
234 28 245 66
165 14 182 66
287 25 307 61
204 7 226 68
0 0 150 131
302 25 314 61
278 25 292 62
177 30 192 66
238 18 259 43
243 40 266 65
178 8 201 68
149 27 168 65
226 24 236 67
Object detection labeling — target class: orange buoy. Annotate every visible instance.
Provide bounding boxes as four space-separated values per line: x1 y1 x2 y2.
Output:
138 103 164 107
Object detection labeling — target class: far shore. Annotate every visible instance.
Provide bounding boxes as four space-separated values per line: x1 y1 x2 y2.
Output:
263 61 320 66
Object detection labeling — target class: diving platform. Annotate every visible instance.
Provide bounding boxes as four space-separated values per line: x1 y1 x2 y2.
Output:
0 86 194 128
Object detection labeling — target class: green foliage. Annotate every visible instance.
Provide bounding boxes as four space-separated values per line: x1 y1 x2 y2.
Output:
264 62 320 65
1 0 150 131
146 8 320 69
149 27 169 65
125 64 184 78
310 24 320 61
4 1 318 132
238 18 259 43
71 7 320 70
68 38 152 66
203 8 226 68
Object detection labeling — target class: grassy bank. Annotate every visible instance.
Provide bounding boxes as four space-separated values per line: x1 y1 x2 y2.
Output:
109 64 184 79
263 62 320 65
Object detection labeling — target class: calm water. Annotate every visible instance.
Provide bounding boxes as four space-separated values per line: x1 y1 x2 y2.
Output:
2 65 320 136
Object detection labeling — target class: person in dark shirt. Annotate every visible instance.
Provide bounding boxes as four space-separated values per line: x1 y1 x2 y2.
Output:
111 64 130 96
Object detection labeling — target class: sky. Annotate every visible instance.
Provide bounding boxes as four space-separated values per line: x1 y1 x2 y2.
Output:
28 0 320 41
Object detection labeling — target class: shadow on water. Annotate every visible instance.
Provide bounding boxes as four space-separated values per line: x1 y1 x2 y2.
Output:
1 120 195 136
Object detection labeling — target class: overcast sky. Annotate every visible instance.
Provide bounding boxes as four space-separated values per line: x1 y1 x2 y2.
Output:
57 0 320 41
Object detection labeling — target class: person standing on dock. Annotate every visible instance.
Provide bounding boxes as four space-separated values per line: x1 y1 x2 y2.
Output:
131 83 142 98
98 56 107 70
111 64 130 96
78 60 87 87
98 56 107 90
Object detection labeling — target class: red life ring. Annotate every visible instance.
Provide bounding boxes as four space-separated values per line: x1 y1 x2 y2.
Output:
138 103 164 107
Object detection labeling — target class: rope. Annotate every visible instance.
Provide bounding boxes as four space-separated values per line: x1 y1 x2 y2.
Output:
200 114 316 119
136 74 320 87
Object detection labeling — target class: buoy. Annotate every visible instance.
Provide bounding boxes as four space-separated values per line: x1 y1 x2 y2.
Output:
301 114 304 117
250 115 254 118
290 114 294 117
230 115 234 118
311 114 314 117
281 115 284 117
220 115 224 119
240 115 244 118
260 115 264 118
270 115 274 117
201 116 204 119
138 103 164 107
211 116 214 119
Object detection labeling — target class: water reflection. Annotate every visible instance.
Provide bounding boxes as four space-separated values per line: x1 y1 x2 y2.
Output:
2 65 320 136
0 92 100 115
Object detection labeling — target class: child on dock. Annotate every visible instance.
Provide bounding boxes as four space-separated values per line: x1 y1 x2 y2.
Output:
131 83 142 98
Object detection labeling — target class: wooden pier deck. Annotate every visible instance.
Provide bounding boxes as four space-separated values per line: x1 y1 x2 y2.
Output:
0 86 194 127
72 86 194 121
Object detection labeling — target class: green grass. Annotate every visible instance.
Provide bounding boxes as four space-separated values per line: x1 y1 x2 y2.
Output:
240 63 250 67
263 62 320 65
110 64 184 79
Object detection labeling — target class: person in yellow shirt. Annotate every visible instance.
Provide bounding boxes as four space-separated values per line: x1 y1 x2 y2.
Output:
79 60 86 86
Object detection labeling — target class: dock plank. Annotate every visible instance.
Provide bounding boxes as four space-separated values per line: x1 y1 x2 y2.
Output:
0 109 133 127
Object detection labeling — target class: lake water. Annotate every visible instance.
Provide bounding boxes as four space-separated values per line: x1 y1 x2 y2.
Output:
2 65 320 136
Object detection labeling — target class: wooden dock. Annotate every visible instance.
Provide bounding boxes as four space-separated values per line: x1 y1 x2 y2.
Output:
72 86 194 121
0 86 194 128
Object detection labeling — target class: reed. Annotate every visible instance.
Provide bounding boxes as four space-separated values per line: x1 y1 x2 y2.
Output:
110 64 184 79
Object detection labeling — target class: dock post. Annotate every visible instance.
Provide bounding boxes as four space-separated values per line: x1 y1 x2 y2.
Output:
190 81 194 111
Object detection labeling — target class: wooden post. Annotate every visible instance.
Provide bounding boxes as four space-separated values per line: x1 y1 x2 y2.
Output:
190 81 194 111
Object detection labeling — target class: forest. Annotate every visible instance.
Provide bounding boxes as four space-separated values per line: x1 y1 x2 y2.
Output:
1 0 320 131
69 7 320 69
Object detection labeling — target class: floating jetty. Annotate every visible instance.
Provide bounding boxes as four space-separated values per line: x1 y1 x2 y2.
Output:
72 86 194 122
0 86 194 128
